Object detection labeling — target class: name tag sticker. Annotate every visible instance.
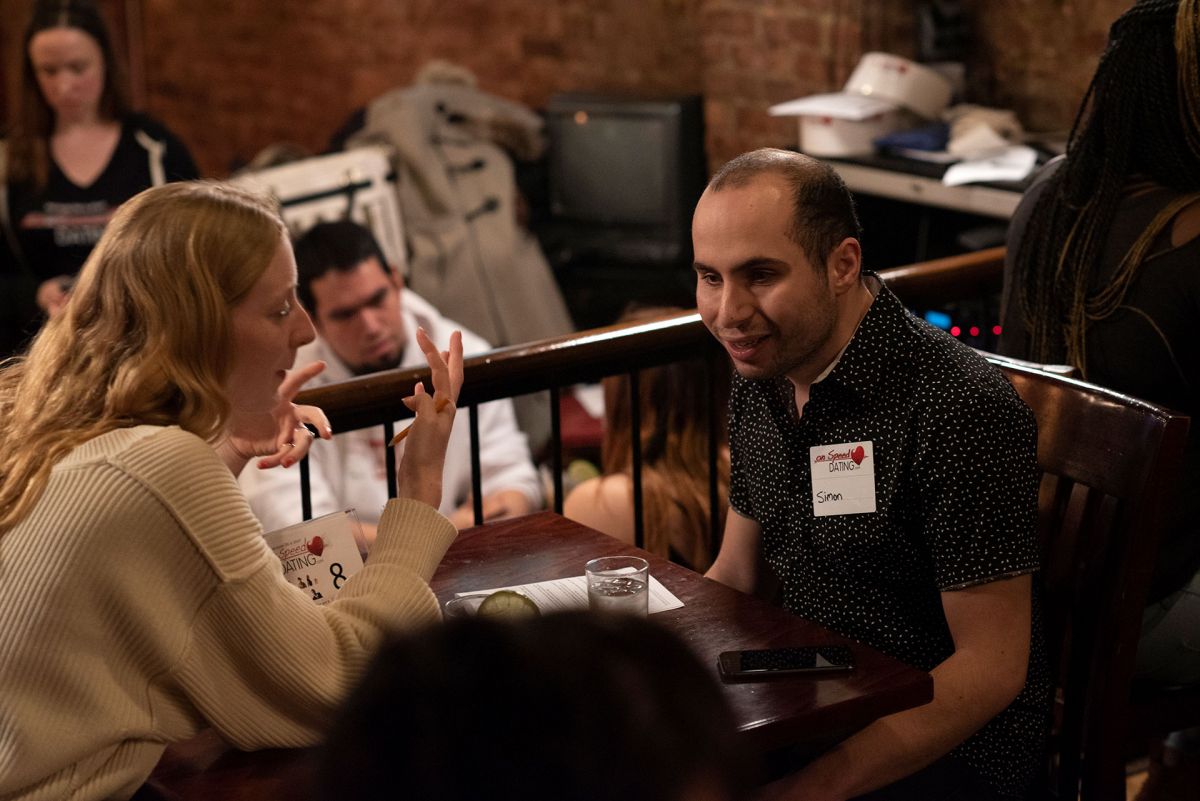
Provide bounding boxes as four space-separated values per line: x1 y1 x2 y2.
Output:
809 441 876 516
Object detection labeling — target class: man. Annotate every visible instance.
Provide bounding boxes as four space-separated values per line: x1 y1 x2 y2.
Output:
239 220 541 537
694 149 1048 801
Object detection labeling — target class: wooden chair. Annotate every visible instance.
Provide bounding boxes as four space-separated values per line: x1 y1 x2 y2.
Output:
988 360 1190 801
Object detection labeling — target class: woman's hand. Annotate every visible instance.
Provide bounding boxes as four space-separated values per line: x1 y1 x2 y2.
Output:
395 328 463 509
36 276 73 318
215 361 333 475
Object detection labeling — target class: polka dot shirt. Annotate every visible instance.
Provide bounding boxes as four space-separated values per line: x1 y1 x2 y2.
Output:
729 277 1051 799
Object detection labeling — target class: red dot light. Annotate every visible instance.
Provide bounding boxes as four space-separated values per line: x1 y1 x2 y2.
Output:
969 326 980 337
992 325 1003 336
950 326 961 337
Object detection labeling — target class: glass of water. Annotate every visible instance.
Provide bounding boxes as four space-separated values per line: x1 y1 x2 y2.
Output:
585 555 649 617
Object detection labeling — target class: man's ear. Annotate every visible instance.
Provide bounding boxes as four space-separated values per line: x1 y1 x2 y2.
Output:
388 264 406 292
826 237 862 295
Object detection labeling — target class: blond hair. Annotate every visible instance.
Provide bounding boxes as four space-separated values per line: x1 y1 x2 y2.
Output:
0 181 285 533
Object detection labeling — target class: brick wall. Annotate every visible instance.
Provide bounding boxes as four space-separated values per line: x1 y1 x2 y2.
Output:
960 0 1119 134
4 0 1136 176
138 0 705 176
700 0 918 170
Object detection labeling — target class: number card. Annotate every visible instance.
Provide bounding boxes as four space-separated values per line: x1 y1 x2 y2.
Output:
263 509 366 605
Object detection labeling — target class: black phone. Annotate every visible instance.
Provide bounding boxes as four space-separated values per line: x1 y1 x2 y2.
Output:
717 645 855 681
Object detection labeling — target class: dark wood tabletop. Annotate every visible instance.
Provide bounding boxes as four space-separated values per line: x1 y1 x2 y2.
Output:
150 512 932 799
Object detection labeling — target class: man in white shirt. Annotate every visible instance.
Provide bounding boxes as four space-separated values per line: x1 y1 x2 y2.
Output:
239 220 542 538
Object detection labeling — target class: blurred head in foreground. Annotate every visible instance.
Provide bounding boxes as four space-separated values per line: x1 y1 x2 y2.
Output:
318 611 754 801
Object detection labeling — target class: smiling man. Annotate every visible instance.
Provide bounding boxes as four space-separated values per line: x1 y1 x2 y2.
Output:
695 149 1049 801
238 220 540 537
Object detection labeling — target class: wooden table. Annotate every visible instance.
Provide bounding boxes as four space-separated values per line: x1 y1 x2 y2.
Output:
151 512 932 798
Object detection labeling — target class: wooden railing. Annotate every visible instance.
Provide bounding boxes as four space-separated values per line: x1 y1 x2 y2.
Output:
296 310 725 548
875 245 1005 307
293 247 1010 545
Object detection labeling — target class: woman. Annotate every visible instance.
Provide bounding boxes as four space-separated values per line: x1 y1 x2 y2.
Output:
0 181 463 800
1 0 198 352
564 307 729 571
999 1 1200 794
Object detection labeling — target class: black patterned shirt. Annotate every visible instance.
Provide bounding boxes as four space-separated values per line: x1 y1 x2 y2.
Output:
729 276 1050 799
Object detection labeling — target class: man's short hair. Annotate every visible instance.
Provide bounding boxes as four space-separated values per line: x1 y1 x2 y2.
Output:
707 148 862 271
292 220 391 313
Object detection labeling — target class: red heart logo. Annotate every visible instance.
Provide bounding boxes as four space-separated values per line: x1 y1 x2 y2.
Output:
306 536 325 557
850 445 865 465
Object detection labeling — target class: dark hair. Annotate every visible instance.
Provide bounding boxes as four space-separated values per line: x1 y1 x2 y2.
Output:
1013 0 1200 370
291 220 392 314
9 0 130 189
601 305 730 571
317 612 754 801
707 148 862 272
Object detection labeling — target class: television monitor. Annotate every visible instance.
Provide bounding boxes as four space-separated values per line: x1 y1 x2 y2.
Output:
544 93 705 264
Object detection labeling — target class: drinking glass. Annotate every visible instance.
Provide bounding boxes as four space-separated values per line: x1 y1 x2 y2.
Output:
442 594 485 619
585 555 649 617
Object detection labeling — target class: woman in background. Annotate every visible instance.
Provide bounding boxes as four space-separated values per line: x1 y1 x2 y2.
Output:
999 1 1200 796
1 0 197 352
0 181 463 801
565 306 729 571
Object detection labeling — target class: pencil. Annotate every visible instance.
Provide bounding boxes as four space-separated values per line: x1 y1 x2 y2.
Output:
389 398 451 446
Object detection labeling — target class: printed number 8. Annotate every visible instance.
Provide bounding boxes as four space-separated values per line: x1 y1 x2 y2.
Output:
330 562 347 590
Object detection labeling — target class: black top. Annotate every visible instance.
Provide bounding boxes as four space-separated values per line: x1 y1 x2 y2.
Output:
1000 159 1200 603
729 278 1049 799
5 112 198 284
0 113 197 356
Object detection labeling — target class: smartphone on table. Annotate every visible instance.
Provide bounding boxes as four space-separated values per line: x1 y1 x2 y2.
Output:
717 645 855 682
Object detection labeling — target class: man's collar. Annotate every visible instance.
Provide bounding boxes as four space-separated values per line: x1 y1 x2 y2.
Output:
815 272 918 400
810 275 881 386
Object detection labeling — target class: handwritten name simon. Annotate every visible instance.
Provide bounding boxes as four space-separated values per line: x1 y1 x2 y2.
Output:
815 490 844 503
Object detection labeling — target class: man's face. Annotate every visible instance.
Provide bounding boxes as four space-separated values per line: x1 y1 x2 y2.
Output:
692 173 840 384
309 257 407 375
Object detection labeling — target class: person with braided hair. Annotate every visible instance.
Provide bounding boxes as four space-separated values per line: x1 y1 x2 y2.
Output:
999 2 1200 794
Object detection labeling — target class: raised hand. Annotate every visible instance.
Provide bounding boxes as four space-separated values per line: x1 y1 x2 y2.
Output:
395 328 463 509
217 361 333 475
36 276 73 318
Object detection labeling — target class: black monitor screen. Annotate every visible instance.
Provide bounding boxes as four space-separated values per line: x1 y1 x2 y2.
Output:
546 95 704 235
549 112 671 226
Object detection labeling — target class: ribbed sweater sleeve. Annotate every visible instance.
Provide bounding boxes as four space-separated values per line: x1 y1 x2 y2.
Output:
0 426 456 800
169 498 454 749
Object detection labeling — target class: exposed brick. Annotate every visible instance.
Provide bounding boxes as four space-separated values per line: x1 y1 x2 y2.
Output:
702 8 758 39
783 16 826 51
10 0 1131 180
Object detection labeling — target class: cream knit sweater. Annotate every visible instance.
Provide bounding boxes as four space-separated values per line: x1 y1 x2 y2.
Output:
0 425 456 800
